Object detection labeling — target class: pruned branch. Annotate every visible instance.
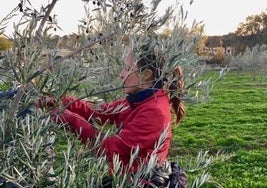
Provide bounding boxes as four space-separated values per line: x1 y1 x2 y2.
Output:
35 0 57 39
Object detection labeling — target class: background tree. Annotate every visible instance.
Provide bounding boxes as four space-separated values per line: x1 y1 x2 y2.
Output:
210 46 226 65
196 11 267 56
194 35 208 58
234 11 267 53
0 36 13 51
235 12 267 36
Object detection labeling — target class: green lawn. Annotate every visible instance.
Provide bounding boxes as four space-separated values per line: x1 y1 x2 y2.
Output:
170 71 267 187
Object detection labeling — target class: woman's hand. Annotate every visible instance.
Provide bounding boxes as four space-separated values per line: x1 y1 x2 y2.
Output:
36 95 58 109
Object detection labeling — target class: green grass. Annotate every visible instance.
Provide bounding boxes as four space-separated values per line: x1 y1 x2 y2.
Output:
170 71 267 187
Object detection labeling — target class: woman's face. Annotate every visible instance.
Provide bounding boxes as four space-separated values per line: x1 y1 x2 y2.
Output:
120 52 143 95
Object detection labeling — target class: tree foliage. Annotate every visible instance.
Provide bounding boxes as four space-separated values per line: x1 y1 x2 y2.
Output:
235 11 267 36
0 0 226 187
0 37 13 51
194 35 208 58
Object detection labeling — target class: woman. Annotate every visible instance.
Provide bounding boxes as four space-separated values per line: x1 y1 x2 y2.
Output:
39 47 186 185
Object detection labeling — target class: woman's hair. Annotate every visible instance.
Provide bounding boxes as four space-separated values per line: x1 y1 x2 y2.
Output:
136 51 186 125
136 52 163 80
168 66 186 124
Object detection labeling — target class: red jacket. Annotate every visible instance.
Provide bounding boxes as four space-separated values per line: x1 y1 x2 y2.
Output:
56 89 172 172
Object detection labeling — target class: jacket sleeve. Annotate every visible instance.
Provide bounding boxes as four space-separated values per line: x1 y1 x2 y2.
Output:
61 96 126 125
54 109 99 144
61 96 95 121
99 106 170 162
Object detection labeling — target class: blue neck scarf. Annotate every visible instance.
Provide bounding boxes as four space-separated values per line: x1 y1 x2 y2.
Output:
126 81 163 106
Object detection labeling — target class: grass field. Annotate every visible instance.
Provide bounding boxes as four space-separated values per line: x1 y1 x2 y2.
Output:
170 70 267 187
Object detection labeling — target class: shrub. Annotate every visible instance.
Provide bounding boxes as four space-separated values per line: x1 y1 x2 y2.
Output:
229 44 267 74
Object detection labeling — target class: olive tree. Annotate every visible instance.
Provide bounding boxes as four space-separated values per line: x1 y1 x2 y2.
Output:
0 0 227 187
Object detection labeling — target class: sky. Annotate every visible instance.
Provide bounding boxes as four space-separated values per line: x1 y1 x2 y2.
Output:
1 0 267 36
